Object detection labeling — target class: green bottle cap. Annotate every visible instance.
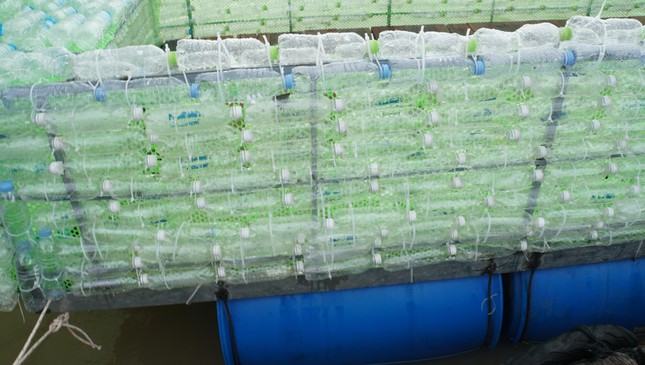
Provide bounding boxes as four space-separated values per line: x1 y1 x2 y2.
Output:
467 38 477 53
269 45 279 61
560 26 572 41
168 51 177 67
369 39 379 54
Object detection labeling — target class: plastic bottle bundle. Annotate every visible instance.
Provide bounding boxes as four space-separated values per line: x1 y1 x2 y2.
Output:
0 0 22 20
0 229 18 311
278 32 366 66
0 47 74 85
73 45 168 80
175 39 232 72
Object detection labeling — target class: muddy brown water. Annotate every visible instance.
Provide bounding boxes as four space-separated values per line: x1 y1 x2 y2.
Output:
0 302 525 364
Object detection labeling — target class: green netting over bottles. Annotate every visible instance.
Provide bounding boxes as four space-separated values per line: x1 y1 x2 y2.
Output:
0 13 644 313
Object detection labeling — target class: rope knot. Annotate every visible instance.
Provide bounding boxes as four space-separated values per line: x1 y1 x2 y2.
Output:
48 313 69 333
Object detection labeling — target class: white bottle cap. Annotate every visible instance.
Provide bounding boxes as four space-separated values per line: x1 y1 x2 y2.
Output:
455 215 466 227
455 153 467 166
422 133 433 148
534 146 548 159
49 161 64 175
212 245 222 260
133 244 142 253
280 168 291 182
532 169 544 183
34 112 47 126
407 210 417 223
242 129 253 143
52 137 65 151
534 217 545 229
369 180 379 192
368 163 380 177
148 133 159 144
380 228 389 237
606 162 618 175
332 144 344 156
241 150 252 164
629 185 640 196
599 96 612 108
507 129 521 141
156 230 165 241
145 155 157 168
616 139 627 151
589 230 599 240
217 266 227 278
373 253 382 265
191 180 202 194
139 274 149 285
294 244 303 256
132 256 143 269
606 75 617 88
485 196 495 208
101 179 113 193
589 119 601 131
108 200 120 213
428 80 438 94
295 260 305 274
559 190 572 202
282 193 294 206
336 120 347 134
239 227 250 239
595 220 605 229
374 237 382 248
333 98 346 113
132 106 144 121
452 177 464 189
195 197 206 209
447 244 457 256
520 76 533 90
519 239 528 252
518 104 530 118
325 218 335 230
297 233 306 244
230 105 244 121
429 110 440 125
450 229 459 241
603 207 615 218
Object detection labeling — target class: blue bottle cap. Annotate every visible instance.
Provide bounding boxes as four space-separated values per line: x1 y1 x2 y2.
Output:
283 73 294 90
562 50 576 67
94 86 106 102
48 289 66 300
16 241 31 253
38 228 53 238
0 24 3 37
472 59 485 76
378 63 391 80
0 180 14 193
7 43 16 51
189 83 199 99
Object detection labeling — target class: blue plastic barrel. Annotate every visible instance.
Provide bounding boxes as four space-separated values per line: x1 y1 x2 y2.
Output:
505 258 645 344
217 275 503 365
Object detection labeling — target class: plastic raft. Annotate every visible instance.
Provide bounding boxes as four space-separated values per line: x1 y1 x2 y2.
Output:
217 274 503 365
505 258 645 343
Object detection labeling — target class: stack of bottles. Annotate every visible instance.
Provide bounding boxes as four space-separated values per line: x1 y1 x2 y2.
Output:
0 16 643 311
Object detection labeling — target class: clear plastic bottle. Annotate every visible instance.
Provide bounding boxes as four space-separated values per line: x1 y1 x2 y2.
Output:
278 32 366 65
0 180 32 247
73 45 168 80
37 228 66 300
0 1 22 20
14 241 45 312
0 47 74 85
176 39 232 72
0 8 46 44
72 10 112 52
138 267 216 290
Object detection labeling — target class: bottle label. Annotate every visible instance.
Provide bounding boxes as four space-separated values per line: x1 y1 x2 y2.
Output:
168 110 202 128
